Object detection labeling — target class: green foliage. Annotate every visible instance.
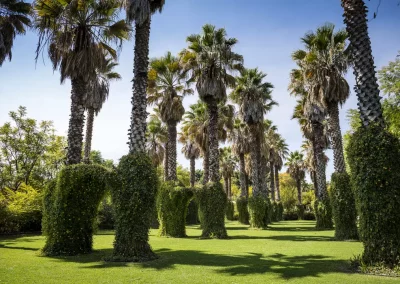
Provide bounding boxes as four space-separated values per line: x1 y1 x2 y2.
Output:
157 181 193 238
186 199 199 225
330 172 358 240
225 201 234 221
248 196 268 229
195 182 227 239
296 205 305 220
277 202 284 221
279 173 298 212
0 184 42 234
347 125 400 267
271 202 279 222
42 164 111 256
314 198 333 230
236 197 249 224
97 195 115 230
111 153 158 262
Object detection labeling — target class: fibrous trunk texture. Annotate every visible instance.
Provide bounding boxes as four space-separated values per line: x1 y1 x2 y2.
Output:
129 19 151 153
296 178 302 205
228 176 231 200
83 108 95 164
202 149 209 184
270 163 275 201
167 121 177 181
327 102 346 173
239 153 247 197
163 142 168 181
224 176 229 196
207 101 220 182
312 121 328 200
274 165 280 201
190 157 195 187
66 77 86 165
341 0 384 127
260 157 268 196
250 126 262 196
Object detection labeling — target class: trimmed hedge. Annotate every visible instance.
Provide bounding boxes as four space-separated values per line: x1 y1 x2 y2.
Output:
330 172 358 240
157 181 193 238
226 201 235 221
314 198 333 230
195 182 228 239
42 164 111 256
347 125 400 267
186 199 199 225
277 202 284 221
111 153 158 262
236 197 249 224
248 196 268 229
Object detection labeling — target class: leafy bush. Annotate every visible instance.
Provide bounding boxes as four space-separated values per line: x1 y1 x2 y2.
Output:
42 165 112 256
330 172 358 240
97 195 115 230
111 153 158 262
225 201 235 221
314 198 333 230
283 211 298 220
236 197 249 224
157 181 193 238
248 196 268 229
195 182 227 239
296 204 305 220
277 202 284 221
186 199 199 225
271 202 279 222
303 212 316 220
347 125 400 267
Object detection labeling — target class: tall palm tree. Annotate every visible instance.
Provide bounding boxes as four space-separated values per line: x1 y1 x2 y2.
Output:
264 121 279 200
146 113 167 167
150 107 169 179
179 132 200 187
83 58 121 164
274 135 289 201
219 147 236 199
35 0 130 165
183 24 243 182
0 0 31 66
230 68 276 196
125 0 165 153
229 118 250 197
147 51 192 180
285 151 306 206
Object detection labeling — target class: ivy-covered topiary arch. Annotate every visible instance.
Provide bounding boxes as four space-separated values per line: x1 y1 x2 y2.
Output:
42 164 114 256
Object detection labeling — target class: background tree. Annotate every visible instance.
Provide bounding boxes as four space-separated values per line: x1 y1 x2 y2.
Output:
179 133 200 187
285 151 305 207
219 147 236 199
146 114 167 168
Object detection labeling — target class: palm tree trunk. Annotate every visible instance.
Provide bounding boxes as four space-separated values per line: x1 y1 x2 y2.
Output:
341 0 384 127
311 171 318 198
83 108 94 164
311 137 319 198
167 121 177 180
270 163 275 201
327 102 346 173
129 19 151 153
66 77 86 165
224 176 229 196
163 142 168 181
228 176 231 199
260 157 268 197
275 165 281 201
250 127 262 196
190 157 195 187
239 153 247 197
245 173 249 198
208 101 220 182
296 178 302 205
202 149 209 184
312 122 328 200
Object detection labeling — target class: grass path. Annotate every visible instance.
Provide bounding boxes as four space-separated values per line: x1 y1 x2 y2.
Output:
0 220 397 283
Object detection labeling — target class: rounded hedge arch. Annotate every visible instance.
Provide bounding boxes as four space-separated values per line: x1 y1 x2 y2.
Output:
248 196 268 229
157 181 193 238
330 172 358 240
42 164 113 256
347 125 400 267
236 197 249 224
195 182 228 239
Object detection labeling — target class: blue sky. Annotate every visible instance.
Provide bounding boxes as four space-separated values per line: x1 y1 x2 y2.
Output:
0 0 399 180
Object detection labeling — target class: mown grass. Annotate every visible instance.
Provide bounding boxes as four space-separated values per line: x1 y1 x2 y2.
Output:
0 220 397 283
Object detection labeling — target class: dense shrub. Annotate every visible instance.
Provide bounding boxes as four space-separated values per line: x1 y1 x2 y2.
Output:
347 125 400 267
195 182 227 239
157 181 193 238
97 196 115 230
283 211 299 220
277 202 284 221
296 204 305 220
248 196 268 229
264 198 272 225
111 153 158 262
42 165 111 256
303 212 316 220
236 197 249 224
226 201 235 221
330 172 358 240
314 198 333 230
271 202 279 222
186 199 199 225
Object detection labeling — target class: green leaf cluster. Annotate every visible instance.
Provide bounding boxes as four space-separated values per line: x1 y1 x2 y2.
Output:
248 196 269 229
277 202 284 221
236 197 249 224
157 181 193 238
314 198 333 230
330 172 358 240
225 201 235 221
347 125 400 267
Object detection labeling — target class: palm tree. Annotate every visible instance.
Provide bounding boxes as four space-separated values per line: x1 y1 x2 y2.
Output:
147 51 193 180
125 0 165 153
219 147 236 199
230 68 276 196
146 113 168 167
0 0 31 66
179 132 200 187
150 107 169 179
274 136 289 201
264 121 279 200
35 0 130 165
83 58 121 164
183 24 243 182
229 118 250 197
285 151 306 206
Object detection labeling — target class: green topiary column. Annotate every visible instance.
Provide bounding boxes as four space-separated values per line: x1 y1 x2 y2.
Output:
347 125 400 267
248 196 268 229
314 198 333 230
225 201 235 221
330 172 358 240
157 181 193 238
195 182 228 239
277 202 284 221
111 153 158 262
42 165 111 256
236 197 249 224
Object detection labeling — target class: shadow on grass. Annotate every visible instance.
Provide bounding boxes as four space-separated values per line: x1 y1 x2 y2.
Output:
230 235 334 242
0 243 39 251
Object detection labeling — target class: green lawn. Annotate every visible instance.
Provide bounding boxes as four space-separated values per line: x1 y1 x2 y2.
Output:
0 220 397 283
